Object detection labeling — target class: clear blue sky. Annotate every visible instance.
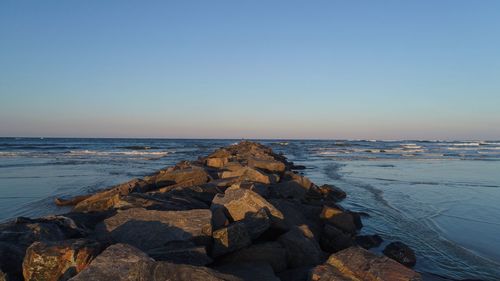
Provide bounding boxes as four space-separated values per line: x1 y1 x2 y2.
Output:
1 0 499 139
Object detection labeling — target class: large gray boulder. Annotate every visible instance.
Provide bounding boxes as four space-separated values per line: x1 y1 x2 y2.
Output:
95 208 212 251
212 223 252 257
218 242 287 273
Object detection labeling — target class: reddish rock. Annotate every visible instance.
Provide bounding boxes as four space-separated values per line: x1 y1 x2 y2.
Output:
23 239 100 281
212 222 252 257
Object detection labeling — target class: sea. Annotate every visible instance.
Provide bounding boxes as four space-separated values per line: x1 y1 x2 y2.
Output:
0 138 499 280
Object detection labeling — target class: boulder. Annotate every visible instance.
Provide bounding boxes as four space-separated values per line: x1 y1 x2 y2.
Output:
277 267 312 281
147 241 213 266
73 178 155 212
218 242 287 273
68 244 152 281
278 225 324 268
212 222 252 257
211 189 285 230
212 206 230 230
130 260 241 281
309 247 422 281
0 242 24 281
355 234 383 250
316 184 347 202
383 241 417 267
220 167 275 184
282 172 313 190
320 206 358 234
206 157 229 168
270 180 309 200
269 199 322 238
319 224 353 253
111 193 209 211
95 208 212 251
248 158 286 174
155 166 210 189
23 239 100 281
227 181 270 198
215 262 280 281
239 208 270 239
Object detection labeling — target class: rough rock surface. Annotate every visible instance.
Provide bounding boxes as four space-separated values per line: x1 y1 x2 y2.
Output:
22 239 100 281
278 225 324 268
212 222 252 257
309 246 422 281
95 208 212 250
5 141 425 281
68 243 152 281
383 241 417 267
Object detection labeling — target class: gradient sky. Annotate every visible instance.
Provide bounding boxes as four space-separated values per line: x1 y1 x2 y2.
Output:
1 1 499 139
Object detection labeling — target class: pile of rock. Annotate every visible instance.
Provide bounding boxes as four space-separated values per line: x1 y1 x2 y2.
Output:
0 141 421 281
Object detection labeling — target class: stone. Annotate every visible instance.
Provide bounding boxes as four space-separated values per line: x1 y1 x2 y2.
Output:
212 206 230 230
227 181 270 198
277 267 312 281
270 199 322 238
22 239 100 281
129 260 241 281
309 246 422 281
248 158 286 174
320 206 358 234
0 242 24 281
215 262 280 281
319 225 353 253
282 172 313 190
317 184 347 201
73 178 155 212
218 242 287 273
155 166 210 189
355 234 383 250
278 225 324 268
95 208 212 251
211 189 285 229
212 222 252 257
270 180 309 200
68 244 152 281
207 157 229 168
383 241 417 267
240 208 270 239
147 241 213 266
220 167 275 184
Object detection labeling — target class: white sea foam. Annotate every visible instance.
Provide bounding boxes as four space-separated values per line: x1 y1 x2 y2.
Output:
68 150 169 157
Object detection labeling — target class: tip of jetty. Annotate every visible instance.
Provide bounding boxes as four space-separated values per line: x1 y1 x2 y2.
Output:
1 141 421 281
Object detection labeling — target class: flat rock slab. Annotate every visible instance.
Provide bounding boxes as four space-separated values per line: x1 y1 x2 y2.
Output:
95 208 212 251
69 243 152 281
309 246 422 281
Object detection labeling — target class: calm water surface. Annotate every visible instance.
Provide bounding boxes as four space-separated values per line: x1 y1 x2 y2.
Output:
1 138 499 280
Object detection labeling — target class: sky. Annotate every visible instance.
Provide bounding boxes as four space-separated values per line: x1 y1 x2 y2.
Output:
1 1 499 140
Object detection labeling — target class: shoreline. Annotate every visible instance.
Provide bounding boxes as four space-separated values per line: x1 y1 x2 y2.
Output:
0 141 477 281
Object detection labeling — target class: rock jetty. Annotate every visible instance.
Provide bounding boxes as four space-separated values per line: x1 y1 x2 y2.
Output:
0 141 422 281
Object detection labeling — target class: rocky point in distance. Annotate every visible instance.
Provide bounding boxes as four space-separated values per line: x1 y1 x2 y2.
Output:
1 141 422 281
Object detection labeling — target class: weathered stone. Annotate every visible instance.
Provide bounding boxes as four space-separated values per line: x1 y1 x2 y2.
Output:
320 206 358 234
240 208 270 239
212 222 252 257
211 189 285 230
309 246 422 281
207 157 229 168
121 191 210 211
95 208 212 251
227 181 269 198
220 167 275 184
215 262 280 281
218 242 287 273
68 244 152 281
383 241 417 267
319 225 353 253
278 225 324 268
212 206 230 230
282 172 313 190
23 239 100 281
355 234 383 250
155 166 210 189
248 158 286 173
130 260 241 281
270 180 309 200
0 242 23 281
147 241 213 266
270 199 322 238
54 195 91 207
318 184 346 201
73 178 155 212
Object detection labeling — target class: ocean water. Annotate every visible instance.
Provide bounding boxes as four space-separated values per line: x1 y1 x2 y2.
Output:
1 138 499 280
